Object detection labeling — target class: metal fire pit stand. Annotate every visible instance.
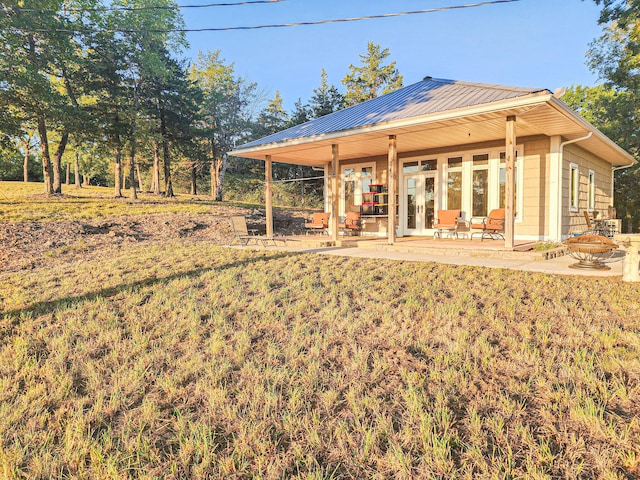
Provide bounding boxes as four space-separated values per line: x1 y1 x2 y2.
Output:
564 234 618 271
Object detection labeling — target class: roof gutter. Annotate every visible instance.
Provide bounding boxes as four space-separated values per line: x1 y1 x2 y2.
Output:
560 131 592 150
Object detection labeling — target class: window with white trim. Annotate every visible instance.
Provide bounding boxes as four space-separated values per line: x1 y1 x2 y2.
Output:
588 169 595 211
570 163 579 211
341 164 374 215
446 156 463 210
472 153 489 216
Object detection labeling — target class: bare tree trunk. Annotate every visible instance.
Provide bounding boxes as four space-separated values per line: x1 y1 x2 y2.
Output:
152 143 161 194
210 139 216 198
37 115 53 195
22 139 30 182
210 154 228 202
214 154 227 202
83 174 90 187
129 82 139 200
209 136 229 202
52 132 68 194
74 151 81 188
114 147 122 196
136 163 142 191
160 111 173 197
190 162 197 195
65 161 70 185
129 154 137 199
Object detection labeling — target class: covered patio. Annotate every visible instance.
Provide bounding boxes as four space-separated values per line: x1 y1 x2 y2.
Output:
231 77 635 247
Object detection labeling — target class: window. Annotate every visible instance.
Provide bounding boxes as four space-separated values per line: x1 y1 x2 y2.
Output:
342 164 373 215
472 154 489 216
447 156 462 210
420 159 437 171
403 159 437 174
588 170 595 211
570 163 579 211
402 161 418 174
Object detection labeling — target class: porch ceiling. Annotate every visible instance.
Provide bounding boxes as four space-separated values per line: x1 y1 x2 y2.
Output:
231 98 636 167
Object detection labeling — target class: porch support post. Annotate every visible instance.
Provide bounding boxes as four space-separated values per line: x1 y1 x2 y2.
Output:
505 116 516 249
265 155 273 238
331 144 339 243
548 136 562 242
388 135 397 244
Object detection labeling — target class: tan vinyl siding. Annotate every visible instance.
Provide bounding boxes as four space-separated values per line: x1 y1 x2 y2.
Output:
562 144 613 236
519 137 550 238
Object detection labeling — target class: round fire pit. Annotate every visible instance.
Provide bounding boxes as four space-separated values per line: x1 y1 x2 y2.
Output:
564 234 618 270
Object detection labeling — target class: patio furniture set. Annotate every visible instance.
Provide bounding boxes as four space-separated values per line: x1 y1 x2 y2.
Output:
432 208 507 241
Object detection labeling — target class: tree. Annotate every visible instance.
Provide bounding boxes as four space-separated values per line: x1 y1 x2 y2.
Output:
190 50 259 200
256 91 289 136
0 0 100 194
572 1 640 231
342 42 403 107
309 69 344 118
286 99 311 128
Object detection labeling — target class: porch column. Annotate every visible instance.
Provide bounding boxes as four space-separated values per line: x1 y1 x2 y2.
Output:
331 144 339 243
388 135 398 244
505 116 516 249
548 136 562 241
265 155 273 238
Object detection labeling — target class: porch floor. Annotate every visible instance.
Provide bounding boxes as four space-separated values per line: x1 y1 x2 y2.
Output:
283 235 544 261
264 234 624 277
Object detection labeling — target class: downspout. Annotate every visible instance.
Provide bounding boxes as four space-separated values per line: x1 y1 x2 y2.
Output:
611 163 634 203
555 132 593 240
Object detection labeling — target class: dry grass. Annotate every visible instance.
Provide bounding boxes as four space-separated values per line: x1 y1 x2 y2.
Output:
0 181 267 223
1 181 639 478
1 239 639 479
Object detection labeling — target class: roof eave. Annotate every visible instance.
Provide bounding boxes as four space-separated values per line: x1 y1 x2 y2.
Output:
548 97 637 166
229 92 553 158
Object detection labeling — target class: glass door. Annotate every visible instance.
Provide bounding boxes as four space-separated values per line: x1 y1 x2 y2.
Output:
404 173 436 235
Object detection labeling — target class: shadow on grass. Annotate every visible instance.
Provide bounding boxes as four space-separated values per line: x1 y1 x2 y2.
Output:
1 251 292 322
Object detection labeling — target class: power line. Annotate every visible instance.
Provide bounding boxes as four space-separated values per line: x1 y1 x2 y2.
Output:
13 1 521 33
11 0 285 14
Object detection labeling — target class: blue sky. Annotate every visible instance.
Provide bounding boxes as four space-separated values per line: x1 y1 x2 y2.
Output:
181 0 604 111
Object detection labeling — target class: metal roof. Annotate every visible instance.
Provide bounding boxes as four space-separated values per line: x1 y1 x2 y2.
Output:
237 77 550 150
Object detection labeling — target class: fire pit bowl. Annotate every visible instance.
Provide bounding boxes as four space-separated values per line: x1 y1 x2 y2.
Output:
563 234 618 270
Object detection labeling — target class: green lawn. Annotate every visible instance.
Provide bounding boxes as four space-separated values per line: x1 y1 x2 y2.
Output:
1 183 639 478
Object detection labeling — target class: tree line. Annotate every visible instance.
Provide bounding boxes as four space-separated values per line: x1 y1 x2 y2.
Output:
2 0 637 229
0 0 402 203
564 0 640 231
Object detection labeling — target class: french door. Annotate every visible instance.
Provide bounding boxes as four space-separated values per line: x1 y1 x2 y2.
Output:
404 173 436 235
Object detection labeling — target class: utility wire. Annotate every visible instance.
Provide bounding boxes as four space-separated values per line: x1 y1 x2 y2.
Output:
11 0 521 33
10 0 285 14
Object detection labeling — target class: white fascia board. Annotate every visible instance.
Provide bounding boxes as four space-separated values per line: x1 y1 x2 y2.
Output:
229 94 553 158
548 97 637 166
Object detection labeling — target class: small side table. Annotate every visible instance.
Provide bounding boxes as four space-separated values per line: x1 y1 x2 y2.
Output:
614 234 640 282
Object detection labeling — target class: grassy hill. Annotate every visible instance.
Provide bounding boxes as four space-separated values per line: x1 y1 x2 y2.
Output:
1 182 639 478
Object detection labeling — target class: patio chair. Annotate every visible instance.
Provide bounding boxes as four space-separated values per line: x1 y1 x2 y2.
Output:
339 211 361 236
305 212 329 235
470 208 505 241
583 210 609 237
229 216 281 247
433 209 461 239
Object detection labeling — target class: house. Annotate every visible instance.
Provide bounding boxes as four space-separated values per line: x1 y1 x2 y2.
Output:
229 77 636 246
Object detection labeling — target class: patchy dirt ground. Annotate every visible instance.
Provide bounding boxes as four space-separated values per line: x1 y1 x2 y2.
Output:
0 208 309 273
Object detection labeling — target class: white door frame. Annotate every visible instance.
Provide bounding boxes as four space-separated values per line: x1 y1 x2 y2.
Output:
403 171 437 236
